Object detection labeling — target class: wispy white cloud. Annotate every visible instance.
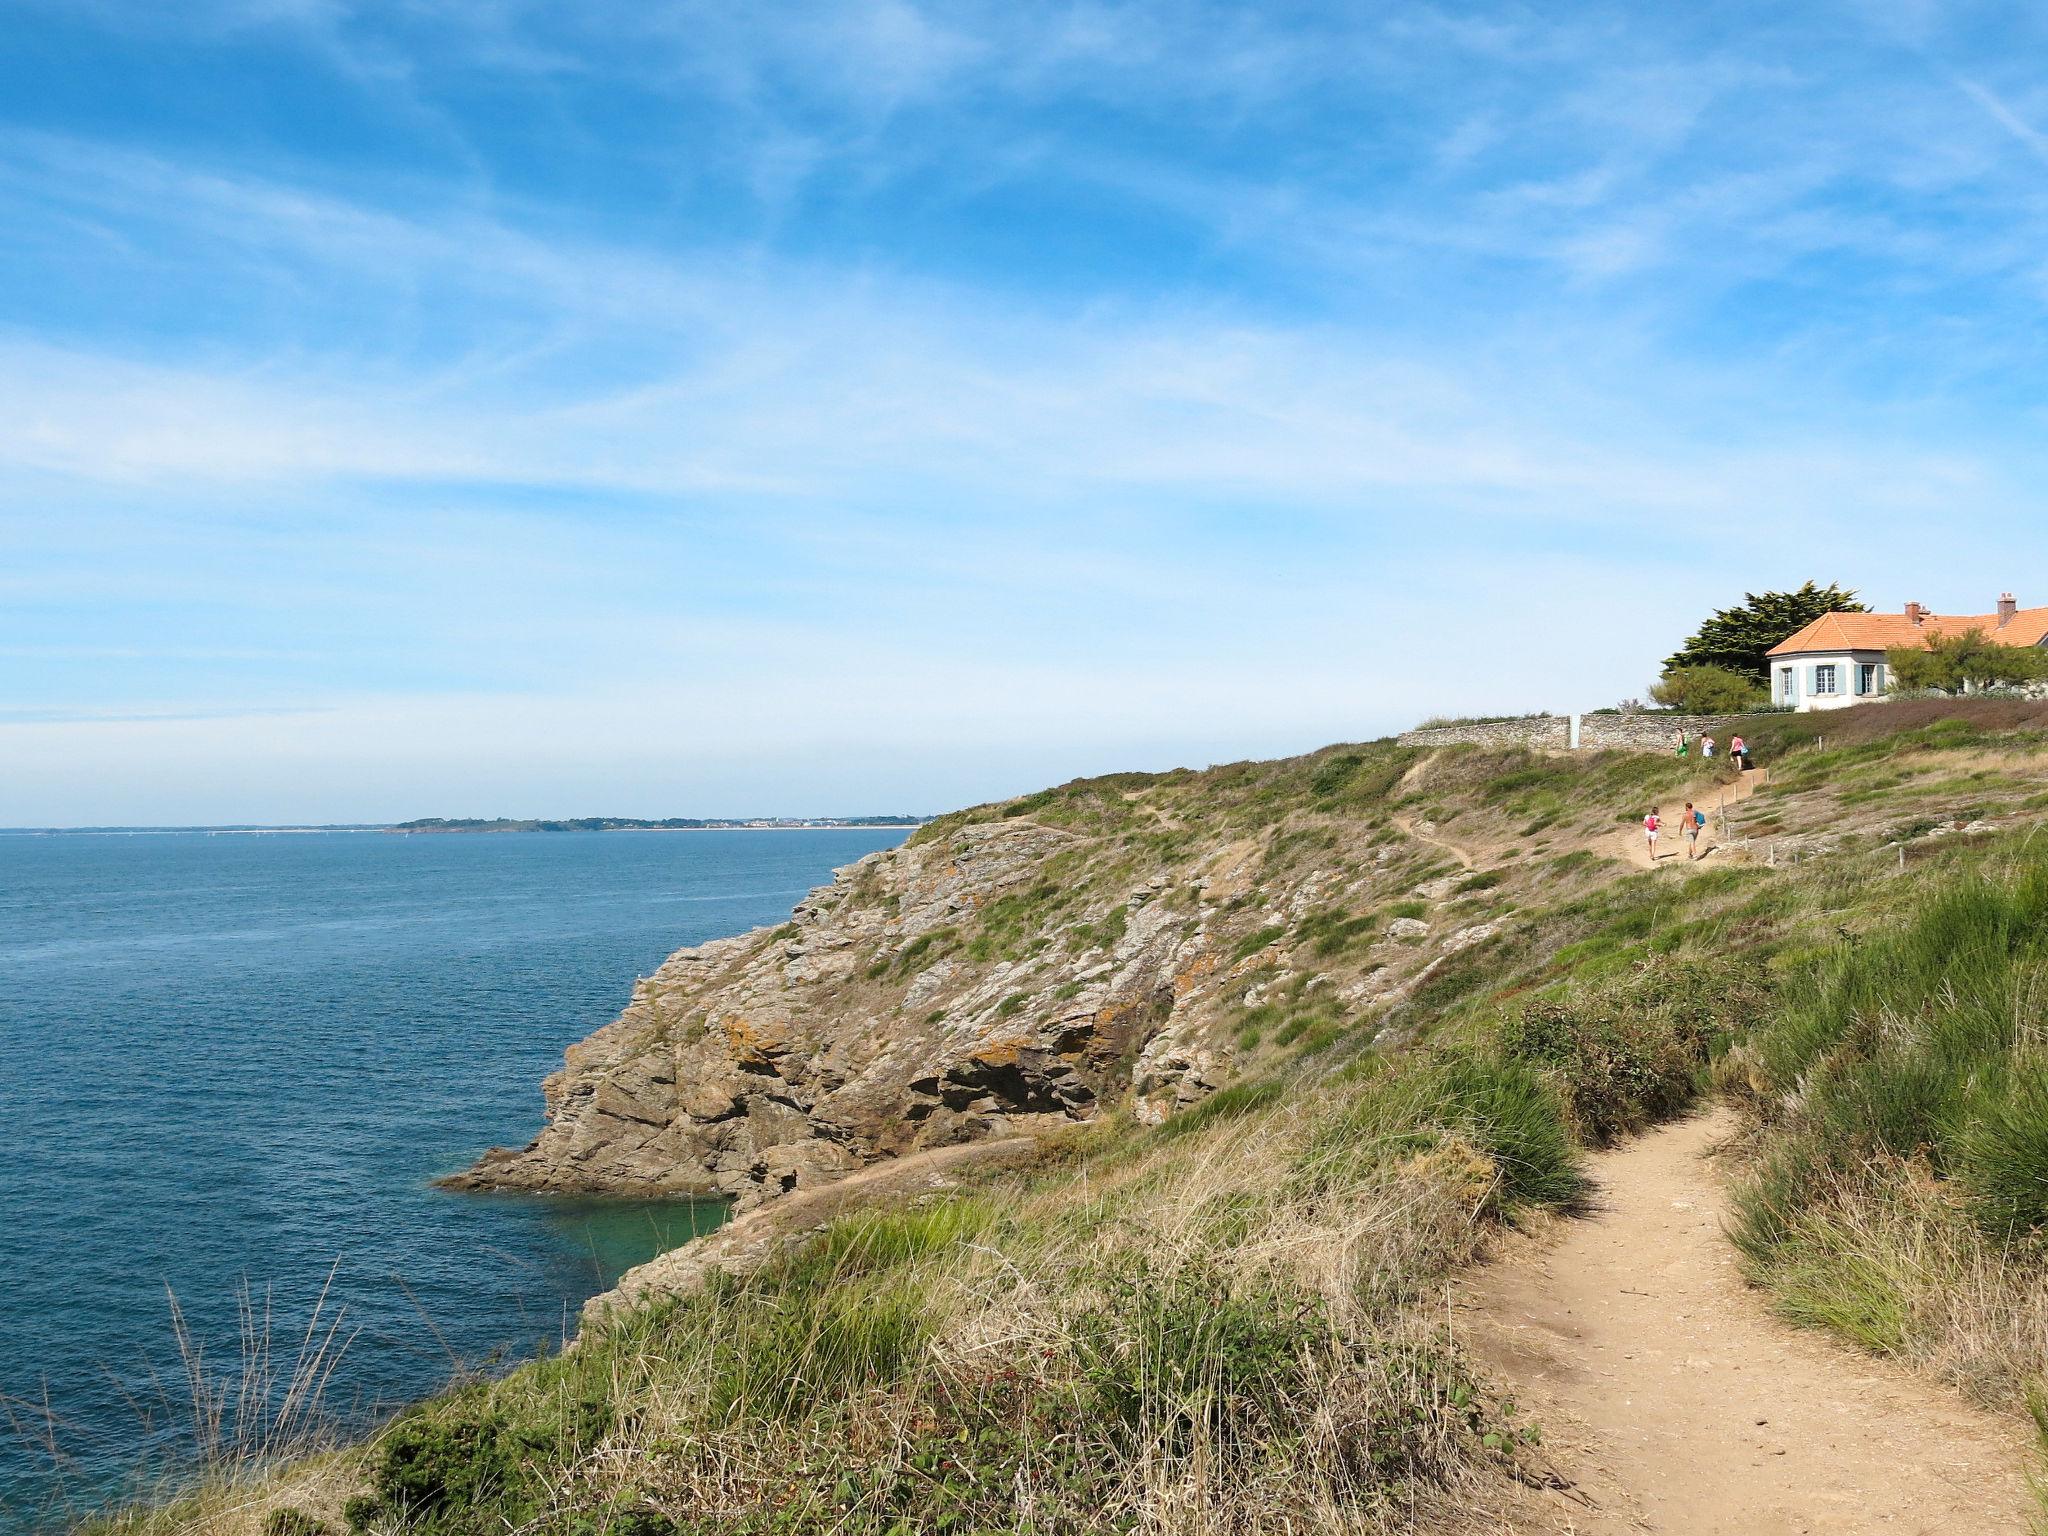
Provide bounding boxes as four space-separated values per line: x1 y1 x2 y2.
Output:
1955 76 2048 168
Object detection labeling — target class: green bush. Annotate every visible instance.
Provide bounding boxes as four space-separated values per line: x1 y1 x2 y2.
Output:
1728 850 2048 1391
1650 665 1768 714
344 1380 604 1536
1301 906 1380 956
1500 959 1763 1145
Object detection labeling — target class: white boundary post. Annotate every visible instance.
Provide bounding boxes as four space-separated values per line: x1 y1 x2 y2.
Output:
1569 712 1582 750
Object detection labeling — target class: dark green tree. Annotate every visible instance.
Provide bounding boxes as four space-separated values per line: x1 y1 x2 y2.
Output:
1664 582 1866 682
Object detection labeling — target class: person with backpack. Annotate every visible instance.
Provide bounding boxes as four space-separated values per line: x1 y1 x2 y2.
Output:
1675 729 1690 757
1730 733 1749 771
1644 808 1661 858
1684 801 1706 859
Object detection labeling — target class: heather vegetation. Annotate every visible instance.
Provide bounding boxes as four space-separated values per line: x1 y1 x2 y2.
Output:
89 701 2048 1536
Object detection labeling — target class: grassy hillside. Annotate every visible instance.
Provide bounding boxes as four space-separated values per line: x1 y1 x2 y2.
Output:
94 703 2048 1536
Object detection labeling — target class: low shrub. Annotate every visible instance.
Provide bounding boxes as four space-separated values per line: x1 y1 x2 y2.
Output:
1500 959 1764 1145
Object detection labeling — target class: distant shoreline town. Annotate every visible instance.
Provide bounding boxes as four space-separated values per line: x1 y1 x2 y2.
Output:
2 816 929 836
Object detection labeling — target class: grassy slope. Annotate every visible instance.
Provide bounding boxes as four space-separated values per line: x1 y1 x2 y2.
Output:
97 704 2048 1536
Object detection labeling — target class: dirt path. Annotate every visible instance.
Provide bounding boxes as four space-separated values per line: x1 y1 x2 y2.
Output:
1620 767 1768 871
1461 1109 2037 1534
1393 809 1477 870
1393 753 1480 870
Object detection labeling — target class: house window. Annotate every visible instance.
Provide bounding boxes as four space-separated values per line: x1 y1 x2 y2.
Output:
1814 664 1839 695
1857 662 1878 695
1780 667 1796 702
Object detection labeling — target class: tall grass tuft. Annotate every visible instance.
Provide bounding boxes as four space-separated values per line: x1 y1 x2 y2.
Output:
168 1263 358 1476
1726 851 2048 1418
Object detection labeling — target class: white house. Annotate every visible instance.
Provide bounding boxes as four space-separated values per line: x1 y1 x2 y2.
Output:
1767 594 2048 711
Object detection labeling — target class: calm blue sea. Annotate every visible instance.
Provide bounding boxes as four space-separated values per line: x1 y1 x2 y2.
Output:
0 827 906 1533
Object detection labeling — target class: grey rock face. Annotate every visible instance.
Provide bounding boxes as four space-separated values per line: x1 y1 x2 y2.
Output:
448 820 1214 1209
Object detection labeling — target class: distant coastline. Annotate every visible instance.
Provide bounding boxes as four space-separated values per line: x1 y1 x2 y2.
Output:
2 816 929 836
392 816 928 834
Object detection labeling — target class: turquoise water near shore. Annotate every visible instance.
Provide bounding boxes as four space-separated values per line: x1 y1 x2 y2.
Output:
0 827 906 1532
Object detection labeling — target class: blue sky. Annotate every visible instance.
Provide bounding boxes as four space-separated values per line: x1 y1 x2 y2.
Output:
6 1 2048 823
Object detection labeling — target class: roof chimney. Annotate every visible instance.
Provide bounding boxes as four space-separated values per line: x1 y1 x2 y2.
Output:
1999 592 2018 626
1905 601 1925 626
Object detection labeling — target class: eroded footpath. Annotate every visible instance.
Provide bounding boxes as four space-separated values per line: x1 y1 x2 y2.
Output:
1461 1109 2037 1535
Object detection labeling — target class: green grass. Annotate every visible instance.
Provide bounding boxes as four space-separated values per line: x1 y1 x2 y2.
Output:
1229 923 1287 963
1300 1052 1583 1215
1723 850 2048 1420
1299 905 1379 957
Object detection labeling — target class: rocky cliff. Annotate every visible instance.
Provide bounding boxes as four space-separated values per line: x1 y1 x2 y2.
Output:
451 743 1564 1208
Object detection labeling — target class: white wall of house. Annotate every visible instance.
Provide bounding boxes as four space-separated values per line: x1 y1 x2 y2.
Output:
1772 651 1890 712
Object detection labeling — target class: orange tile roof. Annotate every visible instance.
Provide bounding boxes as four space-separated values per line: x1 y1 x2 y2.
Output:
1769 607 2048 656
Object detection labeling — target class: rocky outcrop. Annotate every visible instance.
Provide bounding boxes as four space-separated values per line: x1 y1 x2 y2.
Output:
452 747 1527 1211
451 820 1239 1207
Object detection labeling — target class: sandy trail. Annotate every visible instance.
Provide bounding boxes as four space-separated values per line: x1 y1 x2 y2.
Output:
1393 810 1477 870
1461 1109 2037 1534
1621 766 1767 870
1393 753 1480 870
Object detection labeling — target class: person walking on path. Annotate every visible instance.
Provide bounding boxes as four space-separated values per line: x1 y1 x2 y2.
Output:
1644 809 1662 859
1684 801 1705 859
1701 734 1716 760
1675 729 1690 758
1730 733 1748 771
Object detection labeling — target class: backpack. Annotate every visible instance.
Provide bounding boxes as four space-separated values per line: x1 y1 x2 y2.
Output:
1694 809 1706 828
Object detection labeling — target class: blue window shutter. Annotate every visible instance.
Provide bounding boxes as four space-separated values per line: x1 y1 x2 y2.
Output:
1875 662 1886 693
1809 664 1819 695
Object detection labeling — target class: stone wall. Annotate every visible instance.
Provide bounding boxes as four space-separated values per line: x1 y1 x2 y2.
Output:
1399 713 1747 754
1394 716 1570 750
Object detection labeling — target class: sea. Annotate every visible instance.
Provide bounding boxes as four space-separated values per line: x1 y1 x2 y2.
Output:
0 826 908 1533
